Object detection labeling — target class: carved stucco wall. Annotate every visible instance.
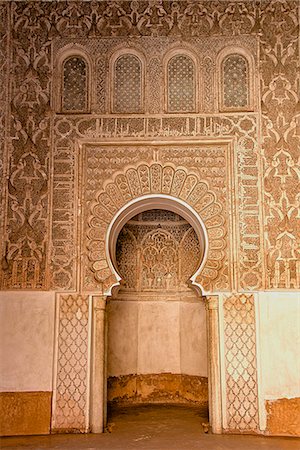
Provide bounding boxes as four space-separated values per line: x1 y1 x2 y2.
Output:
1 0 299 293
0 0 299 436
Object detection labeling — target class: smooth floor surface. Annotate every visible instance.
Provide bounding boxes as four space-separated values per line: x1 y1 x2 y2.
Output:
1 405 299 450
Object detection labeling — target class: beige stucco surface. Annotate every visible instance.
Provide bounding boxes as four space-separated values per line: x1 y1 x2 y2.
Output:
107 298 207 377
180 301 207 376
258 292 300 400
0 292 55 392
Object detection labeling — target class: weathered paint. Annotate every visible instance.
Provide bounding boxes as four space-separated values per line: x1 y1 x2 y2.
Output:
107 373 208 407
266 398 300 437
0 392 52 436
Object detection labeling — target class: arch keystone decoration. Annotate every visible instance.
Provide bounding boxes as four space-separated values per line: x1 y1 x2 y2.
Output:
87 162 227 294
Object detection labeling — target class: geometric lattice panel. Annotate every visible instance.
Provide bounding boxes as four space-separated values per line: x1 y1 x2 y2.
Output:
63 57 88 112
113 54 142 113
222 54 249 109
52 295 90 432
168 54 196 112
223 293 259 431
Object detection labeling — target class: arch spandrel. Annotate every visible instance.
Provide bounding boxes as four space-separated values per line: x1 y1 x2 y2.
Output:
88 162 227 295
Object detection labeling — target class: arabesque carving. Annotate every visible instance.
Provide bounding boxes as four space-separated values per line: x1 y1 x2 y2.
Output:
88 161 226 294
0 0 298 438
1 0 298 293
116 210 201 291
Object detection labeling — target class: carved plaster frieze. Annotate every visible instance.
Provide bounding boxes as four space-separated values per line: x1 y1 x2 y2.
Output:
86 159 227 294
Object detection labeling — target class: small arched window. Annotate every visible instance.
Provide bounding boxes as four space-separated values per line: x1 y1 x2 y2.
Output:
113 54 143 113
221 54 249 111
167 54 196 113
62 56 88 112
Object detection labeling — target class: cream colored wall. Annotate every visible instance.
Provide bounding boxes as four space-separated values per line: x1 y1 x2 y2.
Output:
107 297 207 377
0 292 55 392
257 291 300 400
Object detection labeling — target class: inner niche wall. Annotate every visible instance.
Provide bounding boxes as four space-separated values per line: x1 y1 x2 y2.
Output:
107 210 208 408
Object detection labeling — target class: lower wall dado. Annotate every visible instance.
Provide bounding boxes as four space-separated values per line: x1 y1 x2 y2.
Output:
1 291 299 437
0 392 52 436
266 398 300 436
107 374 208 407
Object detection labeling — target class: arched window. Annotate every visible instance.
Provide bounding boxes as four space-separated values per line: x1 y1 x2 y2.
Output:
113 53 143 113
62 56 88 112
167 54 196 113
221 54 249 111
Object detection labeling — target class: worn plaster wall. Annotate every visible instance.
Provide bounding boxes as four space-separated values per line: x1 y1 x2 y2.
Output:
107 296 208 405
0 291 55 435
258 292 300 436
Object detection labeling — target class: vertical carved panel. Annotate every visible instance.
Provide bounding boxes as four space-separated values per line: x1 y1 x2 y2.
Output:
260 1 300 289
222 293 259 431
52 294 90 432
1 1 52 289
96 55 107 113
0 2 9 273
148 57 162 114
202 56 215 112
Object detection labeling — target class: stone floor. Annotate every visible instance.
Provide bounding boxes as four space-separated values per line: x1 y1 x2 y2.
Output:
1 405 299 450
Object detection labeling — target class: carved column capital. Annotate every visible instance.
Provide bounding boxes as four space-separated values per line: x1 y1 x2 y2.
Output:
93 295 107 311
205 295 219 311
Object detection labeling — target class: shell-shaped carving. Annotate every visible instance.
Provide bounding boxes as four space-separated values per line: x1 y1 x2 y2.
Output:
138 164 151 193
93 204 112 222
195 192 215 213
94 267 112 282
150 163 162 193
116 174 132 201
88 162 227 293
98 192 118 214
105 183 124 208
187 182 208 205
207 249 224 261
171 169 186 196
207 227 226 240
162 166 175 194
180 174 198 200
126 168 141 196
205 259 222 270
199 203 222 221
87 225 107 241
205 215 225 229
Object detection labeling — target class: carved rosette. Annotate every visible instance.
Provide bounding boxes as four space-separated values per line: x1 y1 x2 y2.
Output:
88 162 226 294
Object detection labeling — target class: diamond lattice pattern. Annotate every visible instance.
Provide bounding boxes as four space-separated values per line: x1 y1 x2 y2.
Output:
223 54 248 109
114 54 142 113
168 54 195 112
53 295 89 431
63 57 88 111
223 294 259 431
